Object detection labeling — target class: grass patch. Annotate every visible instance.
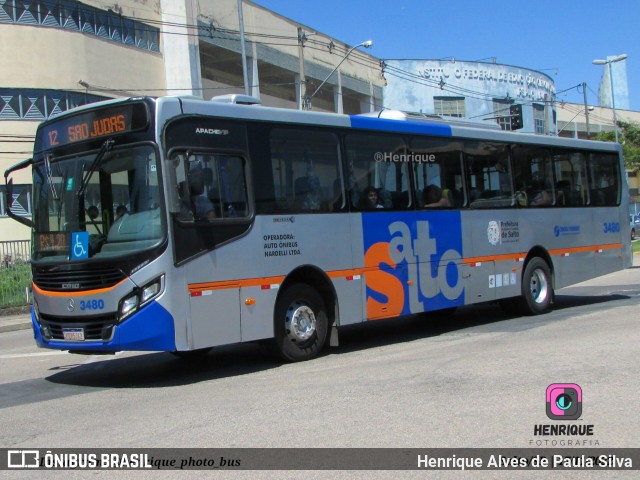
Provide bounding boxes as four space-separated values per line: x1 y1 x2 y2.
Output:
0 261 32 308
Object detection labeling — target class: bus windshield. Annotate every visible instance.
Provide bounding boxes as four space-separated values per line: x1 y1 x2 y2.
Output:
31 144 163 262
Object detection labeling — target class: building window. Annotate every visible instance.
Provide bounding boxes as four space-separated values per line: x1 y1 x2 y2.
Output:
493 99 513 131
434 97 465 117
0 0 160 53
533 104 545 134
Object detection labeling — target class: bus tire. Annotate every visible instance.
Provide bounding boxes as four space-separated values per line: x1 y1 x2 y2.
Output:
520 257 553 315
272 283 328 362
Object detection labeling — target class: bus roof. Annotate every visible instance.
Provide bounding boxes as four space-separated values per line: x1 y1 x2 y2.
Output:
172 96 621 154
42 95 622 155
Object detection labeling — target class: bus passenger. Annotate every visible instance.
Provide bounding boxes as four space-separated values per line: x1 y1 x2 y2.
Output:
361 186 384 210
529 173 551 206
87 205 100 220
424 185 450 208
530 189 551 206
191 166 217 219
115 205 128 221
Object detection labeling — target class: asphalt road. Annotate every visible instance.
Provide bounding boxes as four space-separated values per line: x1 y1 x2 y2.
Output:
1 262 639 479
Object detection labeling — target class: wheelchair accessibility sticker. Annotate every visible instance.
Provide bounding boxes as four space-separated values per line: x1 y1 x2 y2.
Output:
71 232 89 259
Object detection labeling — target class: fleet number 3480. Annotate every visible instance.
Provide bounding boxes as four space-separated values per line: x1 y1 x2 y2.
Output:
80 299 105 311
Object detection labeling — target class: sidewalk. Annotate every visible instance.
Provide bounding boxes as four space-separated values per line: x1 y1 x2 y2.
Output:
0 309 32 334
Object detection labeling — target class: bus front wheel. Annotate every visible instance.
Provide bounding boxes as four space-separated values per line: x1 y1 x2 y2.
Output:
520 257 553 315
273 283 328 362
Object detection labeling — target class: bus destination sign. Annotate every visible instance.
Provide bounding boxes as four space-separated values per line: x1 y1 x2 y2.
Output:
35 232 69 254
39 103 148 149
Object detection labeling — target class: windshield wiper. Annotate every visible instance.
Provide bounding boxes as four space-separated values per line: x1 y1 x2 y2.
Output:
77 139 114 197
44 152 59 201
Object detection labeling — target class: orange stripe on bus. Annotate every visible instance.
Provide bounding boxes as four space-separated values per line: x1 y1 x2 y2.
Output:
549 243 621 256
188 275 286 294
464 243 622 265
186 243 623 294
32 279 129 297
326 268 368 278
463 253 526 265
188 269 374 294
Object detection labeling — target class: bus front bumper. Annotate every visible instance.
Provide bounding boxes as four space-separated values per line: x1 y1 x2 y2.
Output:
31 301 176 352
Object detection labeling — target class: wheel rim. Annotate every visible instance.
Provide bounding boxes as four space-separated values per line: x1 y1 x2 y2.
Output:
285 301 317 343
529 268 549 304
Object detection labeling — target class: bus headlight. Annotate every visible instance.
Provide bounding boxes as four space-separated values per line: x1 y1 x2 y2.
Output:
141 281 161 303
120 294 139 319
118 275 164 321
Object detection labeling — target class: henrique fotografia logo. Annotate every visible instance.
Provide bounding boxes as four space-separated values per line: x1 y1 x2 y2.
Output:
530 383 597 446
546 383 582 420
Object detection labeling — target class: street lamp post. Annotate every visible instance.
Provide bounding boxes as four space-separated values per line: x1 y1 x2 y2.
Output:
304 40 373 111
592 53 628 143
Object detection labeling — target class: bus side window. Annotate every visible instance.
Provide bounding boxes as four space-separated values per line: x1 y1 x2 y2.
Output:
410 137 464 209
512 145 555 208
588 152 620 206
466 141 513 208
345 133 409 211
553 151 587 207
268 128 342 214
169 153 249 222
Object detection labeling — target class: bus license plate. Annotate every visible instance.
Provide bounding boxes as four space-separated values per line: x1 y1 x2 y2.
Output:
63 328 85 341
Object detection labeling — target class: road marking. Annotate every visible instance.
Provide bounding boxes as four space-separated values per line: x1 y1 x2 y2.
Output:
0 351 69 359
0 351 124 361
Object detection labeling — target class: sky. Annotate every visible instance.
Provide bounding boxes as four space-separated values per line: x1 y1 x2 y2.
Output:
252 0 639 111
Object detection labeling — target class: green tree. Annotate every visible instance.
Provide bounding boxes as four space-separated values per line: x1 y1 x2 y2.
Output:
594 121 640 172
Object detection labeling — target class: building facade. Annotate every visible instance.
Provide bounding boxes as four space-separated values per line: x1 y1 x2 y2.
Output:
596 56 630 110
1 1 635 240
0 0 384 241
383 59 557 133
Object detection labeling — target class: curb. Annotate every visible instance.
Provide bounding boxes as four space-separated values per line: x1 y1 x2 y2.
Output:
0 322 32 334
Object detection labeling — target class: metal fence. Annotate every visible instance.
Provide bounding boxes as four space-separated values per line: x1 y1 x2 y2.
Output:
0 240 32 308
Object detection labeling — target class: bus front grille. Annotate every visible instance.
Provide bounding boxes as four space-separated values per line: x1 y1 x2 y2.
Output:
33 267 126 292
38 313 117 342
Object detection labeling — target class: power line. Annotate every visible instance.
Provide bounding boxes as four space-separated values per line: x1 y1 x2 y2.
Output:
0 136 35 140
5 7 605 123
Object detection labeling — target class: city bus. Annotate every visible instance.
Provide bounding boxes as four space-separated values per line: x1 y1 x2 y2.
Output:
4 95 632 361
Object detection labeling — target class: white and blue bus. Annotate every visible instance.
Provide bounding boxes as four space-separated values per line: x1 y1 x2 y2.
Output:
5 95 632 361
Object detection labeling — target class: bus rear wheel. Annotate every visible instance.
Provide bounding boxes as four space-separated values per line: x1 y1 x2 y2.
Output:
520 257 553 315
272 283 328 362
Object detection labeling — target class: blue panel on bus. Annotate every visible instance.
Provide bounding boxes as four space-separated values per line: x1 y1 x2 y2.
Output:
32 302 176 352
362 211 464 318
349 115 453 137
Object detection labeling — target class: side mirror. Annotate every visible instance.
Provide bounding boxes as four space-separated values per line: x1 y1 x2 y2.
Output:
4 158 33 228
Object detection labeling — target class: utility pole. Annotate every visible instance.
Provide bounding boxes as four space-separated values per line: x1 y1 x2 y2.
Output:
543 94 550 135
583 82 591 138
298 27 307 110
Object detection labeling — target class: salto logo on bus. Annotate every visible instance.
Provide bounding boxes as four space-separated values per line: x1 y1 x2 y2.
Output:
362 211 464 318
